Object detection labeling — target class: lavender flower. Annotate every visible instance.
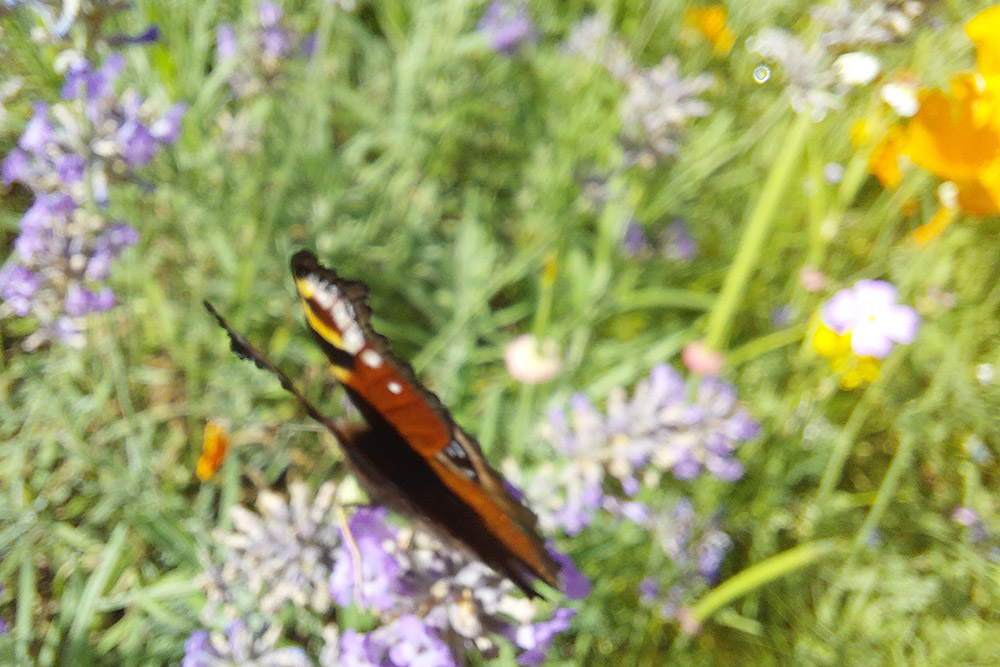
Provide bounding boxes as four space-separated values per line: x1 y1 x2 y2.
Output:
198 481 582 665
328 507 580 663
518 365 756 534
477 2 537 55
619 57 713 163
0 583 7 635
563 13 634 79
662 219 697 261
182 620 311 667
747 28 843 120
215 2 313 98
821 279 920 358
0 53 183 349
0 196 137 348
813 0 922 49
639 498 733 619
564 15 713 164
213 481 342 615
622 220 650 257
5 0 136 40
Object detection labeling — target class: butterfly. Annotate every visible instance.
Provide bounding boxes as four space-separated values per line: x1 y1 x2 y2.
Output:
204 250 561 597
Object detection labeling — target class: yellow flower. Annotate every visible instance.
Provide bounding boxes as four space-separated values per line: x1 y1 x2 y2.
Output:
197 420 229 481
683 5 735 55
912 204 957 245
869 125 904 188
966 4 1000 79
812 323 881 389
891 5 1000 218
902 74 1000 216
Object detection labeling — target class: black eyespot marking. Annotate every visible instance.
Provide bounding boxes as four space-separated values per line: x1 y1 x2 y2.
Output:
444 439 478 481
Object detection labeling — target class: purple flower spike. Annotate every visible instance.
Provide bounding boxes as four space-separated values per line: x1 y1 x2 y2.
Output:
821 279 920 358
181 629 218 667
622 220 649 257
515 608 576 665
478 2 537 55
0 264 42 316
216 24 238 60
388 616 456 667
20 103 53 153
151 103 188 143
550 547 590 600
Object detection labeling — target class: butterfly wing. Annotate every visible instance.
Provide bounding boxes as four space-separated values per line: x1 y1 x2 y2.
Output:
290 250 560 596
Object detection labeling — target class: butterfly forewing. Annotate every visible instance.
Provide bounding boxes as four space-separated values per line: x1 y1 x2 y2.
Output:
289 250 560 595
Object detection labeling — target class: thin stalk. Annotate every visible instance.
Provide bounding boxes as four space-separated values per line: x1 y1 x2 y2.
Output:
704 111 813 350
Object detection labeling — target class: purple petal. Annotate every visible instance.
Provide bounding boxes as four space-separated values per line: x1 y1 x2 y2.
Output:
116 120 157 166
821 287 859 333
150 103 187 143
2 149 30 184
216 25 237 61
57 153 86 183
257 1 283 27
19 103 52 154
550 547 590 600
0 264 41 316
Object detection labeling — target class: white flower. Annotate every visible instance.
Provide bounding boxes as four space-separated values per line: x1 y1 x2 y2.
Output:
834 52 881 87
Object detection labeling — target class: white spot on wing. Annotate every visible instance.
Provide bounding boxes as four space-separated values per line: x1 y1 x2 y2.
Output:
341 327 365 353
387 381 402 395
360 349 383 368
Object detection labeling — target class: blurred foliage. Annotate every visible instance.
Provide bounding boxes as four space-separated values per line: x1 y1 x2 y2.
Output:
2 0 1000 664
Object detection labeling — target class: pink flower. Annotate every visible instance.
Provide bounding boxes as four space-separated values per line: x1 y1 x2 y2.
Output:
681 340 724 377
504 334 561 383
821 279 919 359
798 265 826 292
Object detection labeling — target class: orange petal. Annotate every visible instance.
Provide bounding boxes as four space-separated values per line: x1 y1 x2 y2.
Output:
869 125 904 188
912 205 957 245
197 421 229 481
903 82 1000 184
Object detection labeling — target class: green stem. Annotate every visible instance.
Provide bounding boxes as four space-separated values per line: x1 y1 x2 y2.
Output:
688 538 840 626
704 111 813 350
814 350 905 507
848 432 916 557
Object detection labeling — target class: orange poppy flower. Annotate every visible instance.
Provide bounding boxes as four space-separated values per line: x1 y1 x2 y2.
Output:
197 420 229 481
683 5 735 55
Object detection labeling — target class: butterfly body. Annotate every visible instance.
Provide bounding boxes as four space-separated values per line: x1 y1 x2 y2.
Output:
206 251 560 597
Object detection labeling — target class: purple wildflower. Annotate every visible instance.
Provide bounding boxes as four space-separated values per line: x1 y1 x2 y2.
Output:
213 481 342 615
549 547 590 600
181 629 218 667
339 629 378 666
0 264 42 316
640 499 733 619
182 620 311 666
388 616 456 667
515 364 756 535
514 608 576 665
214 2 312 98
19 102 53 152
622 220 650 257
216 24 238 61
821 279 920 358
1 53 183 349
664 219 697 261
330 507 403 611
477 2 537 55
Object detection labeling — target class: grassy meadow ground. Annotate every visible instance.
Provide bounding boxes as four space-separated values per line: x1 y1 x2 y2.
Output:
2 0 1000 664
